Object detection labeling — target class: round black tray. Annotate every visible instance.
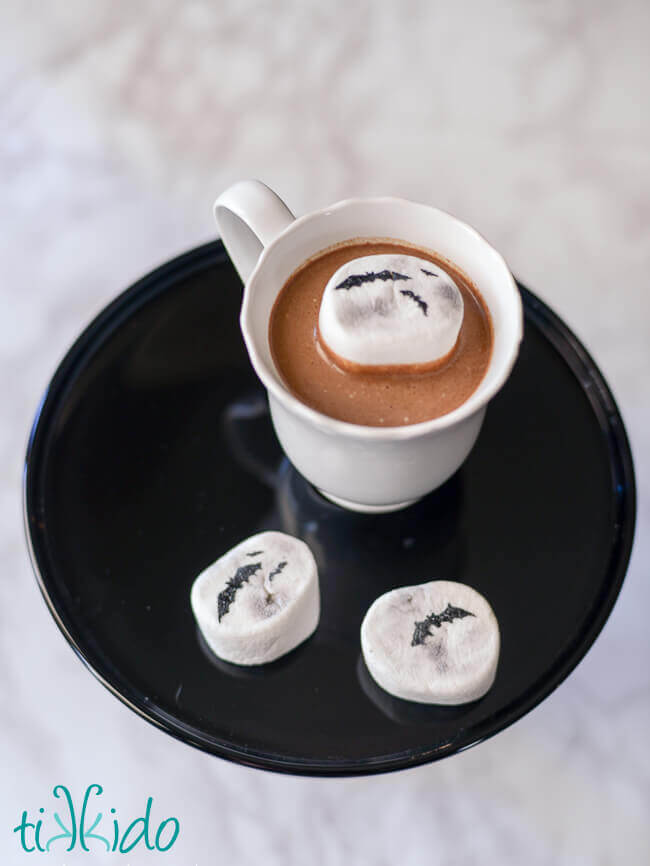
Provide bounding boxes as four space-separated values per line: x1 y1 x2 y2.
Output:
24 241 635 776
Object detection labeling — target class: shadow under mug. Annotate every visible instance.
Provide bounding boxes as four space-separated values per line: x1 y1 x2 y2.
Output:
214 180 523 513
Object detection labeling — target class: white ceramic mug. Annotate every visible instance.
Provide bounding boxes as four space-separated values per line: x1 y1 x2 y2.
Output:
214 180 523 513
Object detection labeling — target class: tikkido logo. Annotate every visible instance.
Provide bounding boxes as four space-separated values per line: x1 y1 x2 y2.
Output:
13 784 180 854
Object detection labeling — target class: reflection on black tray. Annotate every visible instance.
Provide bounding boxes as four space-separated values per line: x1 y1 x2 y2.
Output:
196 627 314 680
222 387 465 586
356 654 482 727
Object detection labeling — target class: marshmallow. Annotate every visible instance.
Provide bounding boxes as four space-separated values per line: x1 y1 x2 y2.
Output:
318 254 464 368
361 580 499 704
191 531 320 665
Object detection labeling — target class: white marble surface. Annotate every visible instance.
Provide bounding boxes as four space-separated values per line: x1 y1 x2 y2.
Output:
1 1 649 862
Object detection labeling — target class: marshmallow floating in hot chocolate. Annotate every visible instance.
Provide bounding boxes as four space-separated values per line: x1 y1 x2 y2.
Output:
318 254 464 369
191 531 320 665
361 580 499 704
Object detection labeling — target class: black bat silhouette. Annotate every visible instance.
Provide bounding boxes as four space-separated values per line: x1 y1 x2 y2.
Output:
268 561 287 581
411 603 475 646
217 562 262 621
399 289 428 315
421 268 439 277
336 270 411 290
246 550 263 557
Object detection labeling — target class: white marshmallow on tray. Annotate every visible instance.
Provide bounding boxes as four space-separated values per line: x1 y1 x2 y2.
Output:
361 580 499 704
318 254 464 369
191 531 320 665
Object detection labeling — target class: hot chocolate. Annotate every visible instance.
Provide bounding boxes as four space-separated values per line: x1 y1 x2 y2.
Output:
269 239 493 427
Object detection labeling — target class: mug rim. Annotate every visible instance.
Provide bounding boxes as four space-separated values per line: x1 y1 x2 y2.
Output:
240 195 523 441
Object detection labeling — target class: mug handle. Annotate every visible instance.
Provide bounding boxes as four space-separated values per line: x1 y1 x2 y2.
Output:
214 180 295 283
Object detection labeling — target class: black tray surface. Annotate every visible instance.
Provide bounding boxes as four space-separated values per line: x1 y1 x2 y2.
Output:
24 241 635 776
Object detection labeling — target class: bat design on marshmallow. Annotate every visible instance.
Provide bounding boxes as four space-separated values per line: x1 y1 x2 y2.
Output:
192 532 320 666
411 603 475 646
319 254 464 368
